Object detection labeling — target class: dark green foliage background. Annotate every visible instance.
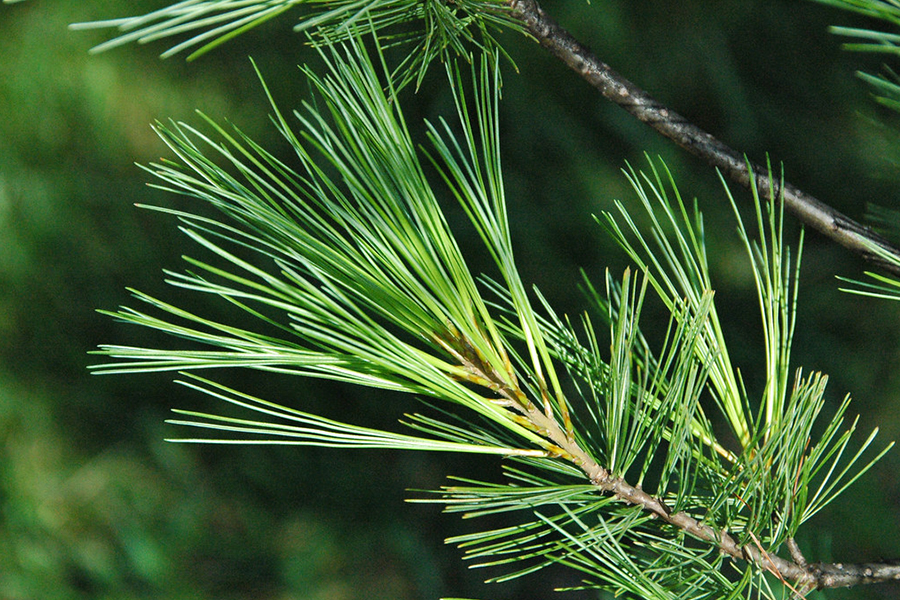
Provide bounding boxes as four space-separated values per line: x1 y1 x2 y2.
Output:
3 1 900 598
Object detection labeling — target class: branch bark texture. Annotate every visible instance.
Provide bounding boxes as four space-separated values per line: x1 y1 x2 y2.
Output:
504 0 900 277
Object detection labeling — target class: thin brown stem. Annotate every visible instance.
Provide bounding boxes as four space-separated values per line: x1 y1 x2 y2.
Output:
453 313 899 590
528 397 900 589
504 0 900 277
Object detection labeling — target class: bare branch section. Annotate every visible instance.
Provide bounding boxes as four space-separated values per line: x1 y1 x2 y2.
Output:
505 0 900 277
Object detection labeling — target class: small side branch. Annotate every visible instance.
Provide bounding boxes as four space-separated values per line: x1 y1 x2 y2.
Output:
787 537 808 568
504 0 900 276
462 331 900 591
536 406 900 590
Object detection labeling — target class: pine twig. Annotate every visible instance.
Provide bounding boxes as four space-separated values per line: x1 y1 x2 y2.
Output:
528 397 900 590
504 0 900 277
450 321 898 591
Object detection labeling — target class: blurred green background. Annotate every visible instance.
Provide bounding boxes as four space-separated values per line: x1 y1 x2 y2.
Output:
4 1 900 598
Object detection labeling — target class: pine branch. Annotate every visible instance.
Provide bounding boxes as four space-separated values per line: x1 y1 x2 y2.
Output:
504 0 900 277
576 449 900 591
80 19 896 593
55 0 900 271
435 155 895 593
483 361 898 592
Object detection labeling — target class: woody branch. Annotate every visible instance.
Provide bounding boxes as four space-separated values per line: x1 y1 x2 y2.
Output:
504 0 900 277
514 379 900 590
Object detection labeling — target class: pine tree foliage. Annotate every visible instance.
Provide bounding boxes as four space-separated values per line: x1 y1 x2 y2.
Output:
813 0 900 111
68 0 519 88
809 0 900 301
839 206 900 300
89 35 892 598
6 0 899 594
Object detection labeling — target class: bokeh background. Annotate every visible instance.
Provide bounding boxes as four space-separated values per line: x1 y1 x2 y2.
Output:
4 1 900 598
